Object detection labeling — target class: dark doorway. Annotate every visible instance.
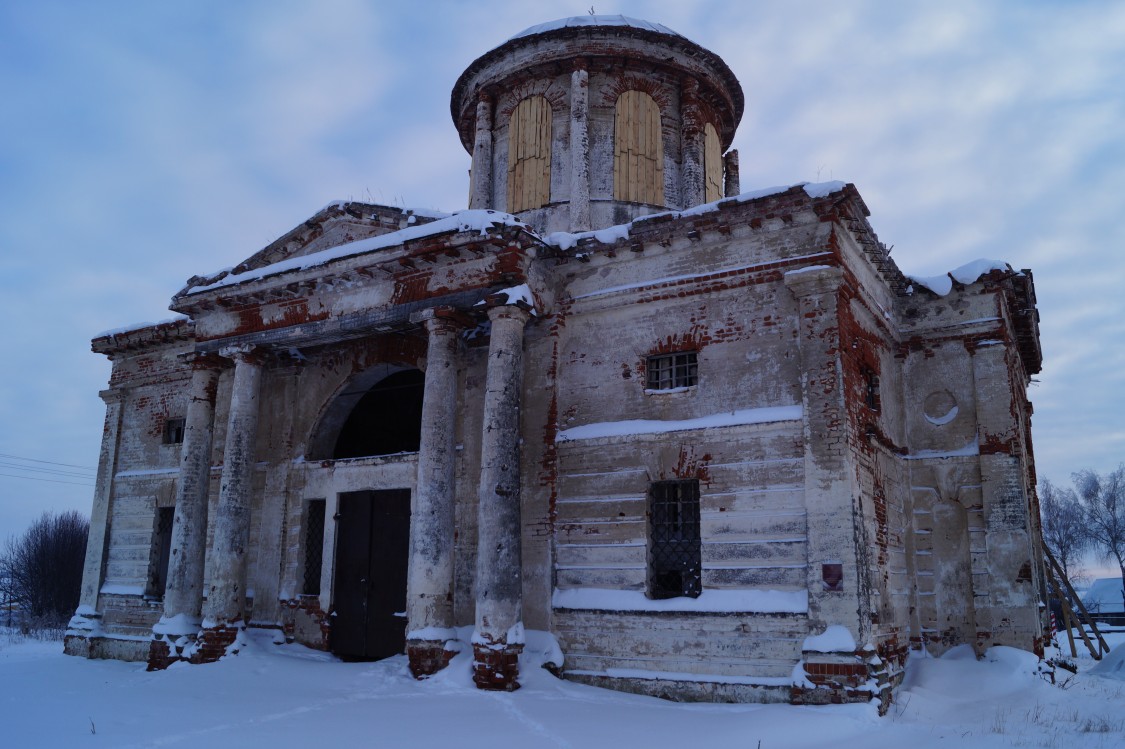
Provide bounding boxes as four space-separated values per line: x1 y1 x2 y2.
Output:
333 369 424 459
331 489 411 660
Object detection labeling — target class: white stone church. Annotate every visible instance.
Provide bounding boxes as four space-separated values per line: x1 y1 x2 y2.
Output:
66 16 1047 707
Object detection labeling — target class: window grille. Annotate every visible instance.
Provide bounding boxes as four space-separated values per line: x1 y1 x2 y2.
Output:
162 417 186 444
302 500 326 595
646 352 698 390
648 479 701 599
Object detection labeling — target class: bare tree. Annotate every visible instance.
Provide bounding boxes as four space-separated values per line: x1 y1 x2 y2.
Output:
0 510 89 627
1039 478 1089 582
1073 465 1125 611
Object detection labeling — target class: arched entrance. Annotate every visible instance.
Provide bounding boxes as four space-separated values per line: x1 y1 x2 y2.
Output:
308 366 424 660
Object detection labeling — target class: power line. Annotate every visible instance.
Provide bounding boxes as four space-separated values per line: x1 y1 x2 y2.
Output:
0 472 95 488
0 452 96 472
0 461 97 479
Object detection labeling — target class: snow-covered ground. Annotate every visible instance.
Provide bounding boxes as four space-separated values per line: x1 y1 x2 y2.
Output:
1 628 1122 748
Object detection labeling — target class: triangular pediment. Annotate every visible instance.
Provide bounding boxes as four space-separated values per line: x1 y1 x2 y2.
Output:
227 201 450 279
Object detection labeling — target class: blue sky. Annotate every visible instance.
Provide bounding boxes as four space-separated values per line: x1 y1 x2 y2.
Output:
1 1 1123 574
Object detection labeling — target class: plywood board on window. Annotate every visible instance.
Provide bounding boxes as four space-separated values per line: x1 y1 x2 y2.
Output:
507 95 552 213
613 90 664 205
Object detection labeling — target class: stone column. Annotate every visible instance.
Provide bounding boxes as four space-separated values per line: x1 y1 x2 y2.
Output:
406 309 464 677
64 388 125 657
680 78 705 208
473 304 531 690
568 61 591 232
469 93 494 210
197 345 263 662
149 356 222 669
723 149 740 197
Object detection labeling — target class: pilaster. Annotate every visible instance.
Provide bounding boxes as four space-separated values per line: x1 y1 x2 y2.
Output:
568 61 591 232
469 93 494 210
784 267 868 645
680 78 705 208
65 387 125 657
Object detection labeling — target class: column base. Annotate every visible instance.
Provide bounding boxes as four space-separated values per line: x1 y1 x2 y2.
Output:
192 622 243 664
472 642 522 691
408 640 456 678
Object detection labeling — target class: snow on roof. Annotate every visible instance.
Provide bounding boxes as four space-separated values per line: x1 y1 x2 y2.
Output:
1083 577 1124 613
510 15 685 41
94 316 189 339
907 259 1012 296
544 181 848 251
185 209 528 295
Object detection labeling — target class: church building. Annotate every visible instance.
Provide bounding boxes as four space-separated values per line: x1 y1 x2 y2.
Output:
66 16 1047 707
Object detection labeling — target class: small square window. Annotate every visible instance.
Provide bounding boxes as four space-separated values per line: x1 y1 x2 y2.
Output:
646 352 698 390
162 418 186 445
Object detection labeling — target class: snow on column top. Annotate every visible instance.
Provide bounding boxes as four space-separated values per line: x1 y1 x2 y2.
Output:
510 15 686 41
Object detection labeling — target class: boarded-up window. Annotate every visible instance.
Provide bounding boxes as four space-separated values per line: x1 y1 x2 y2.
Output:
506 96 552 213
704 122 722 203
614 90 664 205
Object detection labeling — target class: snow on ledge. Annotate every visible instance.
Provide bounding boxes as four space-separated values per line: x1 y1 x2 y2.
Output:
567 667 794 687
186 209 527 295
907 259 1012 297
904 437 980 460
544 181 848 251
803 625 857 653
552 587 808 614
556 405 802 442
95 316 188 338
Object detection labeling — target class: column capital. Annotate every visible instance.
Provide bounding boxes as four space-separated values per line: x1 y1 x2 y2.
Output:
99 388 126 405
182 352 227 371
218 343 266 365
410 306 474 333
485 303 532 326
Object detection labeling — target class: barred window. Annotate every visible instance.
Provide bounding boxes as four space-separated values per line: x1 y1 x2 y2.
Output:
646 352 698 390
648 480 701 599
162 417 185 445
302 499 326 596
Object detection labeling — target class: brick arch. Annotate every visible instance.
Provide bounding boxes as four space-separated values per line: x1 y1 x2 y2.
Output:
305 362 423 461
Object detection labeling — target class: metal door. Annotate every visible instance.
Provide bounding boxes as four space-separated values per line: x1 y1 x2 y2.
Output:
331 489 411 659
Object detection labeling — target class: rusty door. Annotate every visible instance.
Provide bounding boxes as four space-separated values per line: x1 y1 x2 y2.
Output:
331 489 411 659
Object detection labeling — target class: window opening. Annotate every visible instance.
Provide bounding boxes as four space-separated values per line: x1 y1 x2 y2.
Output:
864 368 881 412
648 479 702 599
703 123 723 203
613 90 664 205
150 506 175 598
333 369 425 459
303 499 326 595
162 417 186 445
507 95 552 213
646 352 698 390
